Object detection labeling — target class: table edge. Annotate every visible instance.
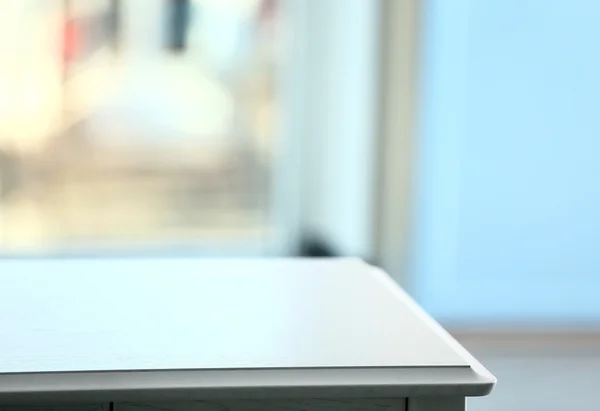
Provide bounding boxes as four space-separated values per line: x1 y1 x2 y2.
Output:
0 365 494 403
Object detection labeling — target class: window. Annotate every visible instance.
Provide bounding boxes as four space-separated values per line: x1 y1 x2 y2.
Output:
0 0 285 255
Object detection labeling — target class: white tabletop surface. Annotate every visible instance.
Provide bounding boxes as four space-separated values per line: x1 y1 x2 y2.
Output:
0 258 468 374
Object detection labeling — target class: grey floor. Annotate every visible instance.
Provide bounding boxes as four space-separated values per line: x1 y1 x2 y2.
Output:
457 334 600 411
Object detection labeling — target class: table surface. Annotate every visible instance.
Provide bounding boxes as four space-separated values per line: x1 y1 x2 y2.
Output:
0 258 495 401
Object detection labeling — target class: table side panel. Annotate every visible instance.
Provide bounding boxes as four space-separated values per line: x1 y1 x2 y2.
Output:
115 399 406 411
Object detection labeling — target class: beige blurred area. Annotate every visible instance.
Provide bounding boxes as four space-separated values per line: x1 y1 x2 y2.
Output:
0 0 278 253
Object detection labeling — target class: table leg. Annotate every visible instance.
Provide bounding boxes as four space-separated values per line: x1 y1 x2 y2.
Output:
407 397 465 411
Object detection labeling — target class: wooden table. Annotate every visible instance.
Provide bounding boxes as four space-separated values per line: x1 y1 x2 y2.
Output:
0 259 495 410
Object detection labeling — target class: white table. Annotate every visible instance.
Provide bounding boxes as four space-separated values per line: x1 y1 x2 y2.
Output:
0 259 495 410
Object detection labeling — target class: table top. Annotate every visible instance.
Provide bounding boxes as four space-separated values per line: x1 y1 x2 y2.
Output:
0 258 495 401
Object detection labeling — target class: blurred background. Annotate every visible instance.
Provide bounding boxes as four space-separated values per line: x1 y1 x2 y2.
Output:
0 0 280 254
1 0 600 409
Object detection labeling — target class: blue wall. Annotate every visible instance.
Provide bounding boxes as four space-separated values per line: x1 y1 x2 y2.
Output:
415 0 600 323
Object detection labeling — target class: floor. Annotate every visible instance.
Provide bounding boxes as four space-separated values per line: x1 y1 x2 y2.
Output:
456 334 600 411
